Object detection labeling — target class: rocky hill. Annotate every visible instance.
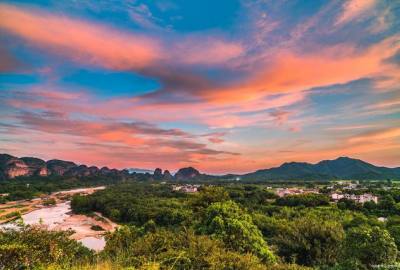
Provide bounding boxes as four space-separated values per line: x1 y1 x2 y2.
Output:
174 167 201 180
1 154 398 181
0 154 129 180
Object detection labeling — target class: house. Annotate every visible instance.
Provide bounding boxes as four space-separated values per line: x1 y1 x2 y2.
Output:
172 184 200 193
331 193 344 201
275 188 319 197
276 188 302 197
331 193 378 204
357 193 378 204
343 183 358 190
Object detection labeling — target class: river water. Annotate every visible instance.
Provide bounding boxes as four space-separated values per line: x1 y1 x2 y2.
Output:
1 187 108 251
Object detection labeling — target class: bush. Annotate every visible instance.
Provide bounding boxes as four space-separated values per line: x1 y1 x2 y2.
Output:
103 226 269 269
90 225 105 231
199 200 276 263
273 215 344 266
342 225 397 269
0 226 93 269
42 197 56 206
276 193 330 207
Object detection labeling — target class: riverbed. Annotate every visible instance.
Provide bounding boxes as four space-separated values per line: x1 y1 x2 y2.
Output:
0 186 117 251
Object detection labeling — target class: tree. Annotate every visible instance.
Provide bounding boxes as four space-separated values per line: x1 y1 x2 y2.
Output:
71 194 91 213
378 195 396 212
192 186 229 209
0 226 93 269
342 225 397 269
103 227 270 270
363 200 377 211
42 197 56 206
337 198 362 211
276 194 330 207
388 225 400 251
273 215 344 266
199 200 276 263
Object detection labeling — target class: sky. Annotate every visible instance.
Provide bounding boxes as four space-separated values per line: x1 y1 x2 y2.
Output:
0 0 399 174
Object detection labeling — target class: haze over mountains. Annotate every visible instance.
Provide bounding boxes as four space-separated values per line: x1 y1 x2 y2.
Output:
0 154 399 181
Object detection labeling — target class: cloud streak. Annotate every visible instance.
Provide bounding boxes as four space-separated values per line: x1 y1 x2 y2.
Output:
0 1 399 172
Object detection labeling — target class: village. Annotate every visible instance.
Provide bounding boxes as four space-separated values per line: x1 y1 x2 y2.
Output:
172 181 380 205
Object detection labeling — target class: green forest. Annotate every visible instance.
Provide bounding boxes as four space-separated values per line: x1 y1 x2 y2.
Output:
2 181 400 269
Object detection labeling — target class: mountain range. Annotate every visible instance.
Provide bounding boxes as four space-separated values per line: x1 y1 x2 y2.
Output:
238 157 400 181
0 154 130 180
0 153 399 181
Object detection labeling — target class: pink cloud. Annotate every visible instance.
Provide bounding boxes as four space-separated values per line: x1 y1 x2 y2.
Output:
204 36 400 103
175 37 244 65
335 0 376 25
0 4 161 70
348 127 400 144
0 4 244 70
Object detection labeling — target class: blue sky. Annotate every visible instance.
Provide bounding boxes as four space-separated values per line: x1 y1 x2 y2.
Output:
0 0 399 173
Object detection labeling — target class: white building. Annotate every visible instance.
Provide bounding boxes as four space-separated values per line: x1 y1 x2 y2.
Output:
172 184 200 193
276 188 319 197
343 183 358 190
331 193 378 204
331 193 344 200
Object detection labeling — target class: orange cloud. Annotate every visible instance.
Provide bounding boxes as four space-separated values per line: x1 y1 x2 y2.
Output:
367 99 400 110
0 4 244 69
204 36 400 103
0 4 161 69
348 127 400 143
1 3 397 108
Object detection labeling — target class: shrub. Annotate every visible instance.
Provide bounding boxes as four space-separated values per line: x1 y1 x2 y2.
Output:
199 200 276 263
0 226 93 269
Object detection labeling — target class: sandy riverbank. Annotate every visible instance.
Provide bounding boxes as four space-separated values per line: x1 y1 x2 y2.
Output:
0 186 105 224
0 186 117 251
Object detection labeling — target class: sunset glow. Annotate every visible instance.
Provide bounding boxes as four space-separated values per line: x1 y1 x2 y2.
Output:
0 0 399 173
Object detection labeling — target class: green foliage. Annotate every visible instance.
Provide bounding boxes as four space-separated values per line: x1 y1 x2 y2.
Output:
3 181 399 269
388 225 400 251
378 195 397 212
0 226 93 269
273 215 344 266
103 226 269 270
199 200 276 263
42 197 56 206
0 196 6 204
71 194 91 213
191 186 229 209
7 189 35 201
90 225 105 231
71 183 193 227
276 193 330 207
0 174 137 202
337 198 362 211
4 210 22 219
226 185 278 207
342 225 397 269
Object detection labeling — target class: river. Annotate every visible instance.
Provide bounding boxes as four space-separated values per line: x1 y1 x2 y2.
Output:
0 186 115 251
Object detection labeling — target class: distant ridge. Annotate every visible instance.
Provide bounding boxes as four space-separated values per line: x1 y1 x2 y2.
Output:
0 153 129 180
127 168 154 174
0 154 399 181
240 157 400 181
